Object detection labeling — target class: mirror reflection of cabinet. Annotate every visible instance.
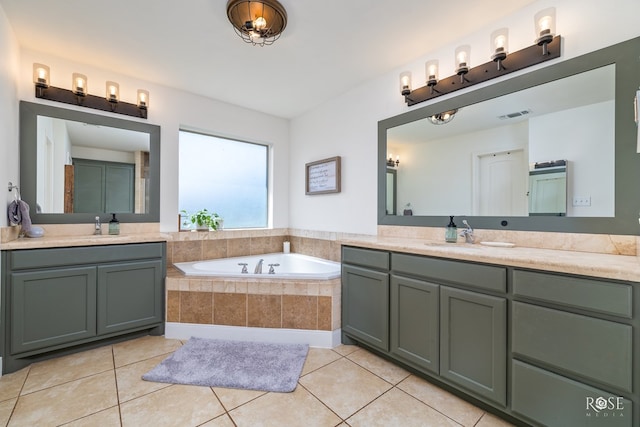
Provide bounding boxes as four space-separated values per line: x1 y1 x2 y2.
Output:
528 163 567 216
386 168 397 215
72 159 135 214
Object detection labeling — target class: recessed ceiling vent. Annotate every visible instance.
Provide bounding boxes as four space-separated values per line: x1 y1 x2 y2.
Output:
498 109 531 120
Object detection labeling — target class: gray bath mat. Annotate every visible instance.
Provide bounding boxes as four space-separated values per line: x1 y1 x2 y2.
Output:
142 337 308 392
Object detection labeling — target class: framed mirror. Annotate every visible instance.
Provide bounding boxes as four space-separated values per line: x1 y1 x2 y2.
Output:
20 101 160 223
378 36 640 235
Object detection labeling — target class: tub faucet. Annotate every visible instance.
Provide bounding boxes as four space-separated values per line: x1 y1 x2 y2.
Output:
268 263 280 274
94 216 102 235
459 219 474 243
254 259 264 274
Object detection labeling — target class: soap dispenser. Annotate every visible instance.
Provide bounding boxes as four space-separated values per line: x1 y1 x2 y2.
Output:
109 213 120 235
445 216 457 243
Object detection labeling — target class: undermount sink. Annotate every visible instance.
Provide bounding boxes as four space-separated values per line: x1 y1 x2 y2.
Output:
480 241 516 248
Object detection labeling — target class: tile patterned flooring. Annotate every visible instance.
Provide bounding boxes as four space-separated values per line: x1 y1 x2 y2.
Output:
0 336 514 426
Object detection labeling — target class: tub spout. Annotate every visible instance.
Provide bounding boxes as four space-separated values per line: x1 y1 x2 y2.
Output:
254 259 264 274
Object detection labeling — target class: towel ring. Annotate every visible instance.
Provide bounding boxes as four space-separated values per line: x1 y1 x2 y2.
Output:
8 181 21 201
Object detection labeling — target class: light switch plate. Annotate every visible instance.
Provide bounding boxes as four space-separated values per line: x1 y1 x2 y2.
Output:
573 196 591 206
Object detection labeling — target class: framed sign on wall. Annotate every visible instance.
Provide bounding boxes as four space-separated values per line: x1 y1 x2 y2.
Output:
305 156 341 195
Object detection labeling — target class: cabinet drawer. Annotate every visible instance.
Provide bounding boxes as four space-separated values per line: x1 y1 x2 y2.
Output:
512 302 632 392
10 242 164 270
342 246 389 270
392 253 506 292
513 269 632 318
512 360 632 427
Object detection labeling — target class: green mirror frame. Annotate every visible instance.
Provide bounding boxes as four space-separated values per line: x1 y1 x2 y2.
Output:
378 36 640 235
19 101 161 224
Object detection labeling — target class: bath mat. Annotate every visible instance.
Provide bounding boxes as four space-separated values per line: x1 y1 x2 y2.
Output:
142 337 308 392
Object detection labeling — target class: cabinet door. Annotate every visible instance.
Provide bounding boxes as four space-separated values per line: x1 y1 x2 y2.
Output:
97 260 163 335
390 275 439 373
342 264 389 352
440 286 506 406
11 267 97 354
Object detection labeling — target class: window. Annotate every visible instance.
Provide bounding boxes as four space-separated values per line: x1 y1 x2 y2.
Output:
179 130 268 229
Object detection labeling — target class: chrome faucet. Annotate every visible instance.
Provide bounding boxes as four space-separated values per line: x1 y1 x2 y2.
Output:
94 216 102 235
268 263 280 274
459 219 474 243
254 259 264 274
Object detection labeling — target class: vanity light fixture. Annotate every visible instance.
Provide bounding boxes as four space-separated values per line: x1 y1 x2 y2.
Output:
33 64 149 119
387 154 400 168
137 89 149 110
33 63 50 88
226 0 288 46
400 8 561 107
399 71 412 96
425 60 439 94
491 28 509 70
105 81 120 103
535 7 556 56
455 45 471 83
72 73 87 97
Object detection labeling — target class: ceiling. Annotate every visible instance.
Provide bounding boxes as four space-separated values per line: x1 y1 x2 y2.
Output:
1 0 538 119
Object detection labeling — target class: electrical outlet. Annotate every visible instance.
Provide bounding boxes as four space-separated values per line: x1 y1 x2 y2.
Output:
572 196 591 207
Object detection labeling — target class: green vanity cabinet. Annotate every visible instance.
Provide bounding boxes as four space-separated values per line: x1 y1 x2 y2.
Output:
1 242 166 374
342 245 639 426
390 252 507 406
390 275 439 374
511 269 635 426
10 266 97 354
97 260 164 335
440 286 507 406
341 247 390 352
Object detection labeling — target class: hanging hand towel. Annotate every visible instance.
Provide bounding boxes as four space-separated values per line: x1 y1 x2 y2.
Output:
7 199 33 233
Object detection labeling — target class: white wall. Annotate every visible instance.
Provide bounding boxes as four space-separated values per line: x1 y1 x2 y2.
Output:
16 49 290 232
0 4 20 227
289 0 640 235
530 101 615 217
392 122 529 216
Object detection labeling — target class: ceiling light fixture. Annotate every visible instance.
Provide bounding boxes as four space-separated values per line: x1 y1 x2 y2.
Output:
400 8 561 107
226 0 288 46
428 109 458 125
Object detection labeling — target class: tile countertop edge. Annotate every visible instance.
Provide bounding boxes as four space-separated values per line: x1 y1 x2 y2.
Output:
0 233 170 250
339 237 640 282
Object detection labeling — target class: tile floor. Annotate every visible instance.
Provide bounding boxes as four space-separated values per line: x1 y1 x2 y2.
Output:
0 335 514 427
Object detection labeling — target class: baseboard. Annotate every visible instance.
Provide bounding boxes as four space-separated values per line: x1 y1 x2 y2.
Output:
165 323 341 348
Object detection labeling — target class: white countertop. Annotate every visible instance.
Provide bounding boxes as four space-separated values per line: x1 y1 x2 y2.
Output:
340 236 640 282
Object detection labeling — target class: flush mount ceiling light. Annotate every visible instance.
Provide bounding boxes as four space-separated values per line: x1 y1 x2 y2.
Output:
428 109 458 125
226 0 287 46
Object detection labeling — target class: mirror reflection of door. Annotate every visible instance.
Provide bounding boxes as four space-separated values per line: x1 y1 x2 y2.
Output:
72 158 135 213
386 168 397 215
476 149 527 216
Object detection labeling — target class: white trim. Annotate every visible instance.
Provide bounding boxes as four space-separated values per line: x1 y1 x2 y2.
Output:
165 323 341 348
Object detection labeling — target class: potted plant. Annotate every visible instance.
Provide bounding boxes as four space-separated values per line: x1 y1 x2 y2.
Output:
181 209 221 231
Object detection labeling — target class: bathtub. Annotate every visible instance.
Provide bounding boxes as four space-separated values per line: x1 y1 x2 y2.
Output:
173 253 341 280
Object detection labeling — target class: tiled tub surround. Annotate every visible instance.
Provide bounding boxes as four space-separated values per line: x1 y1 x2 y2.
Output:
166 268 341 336
165 230 344 347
